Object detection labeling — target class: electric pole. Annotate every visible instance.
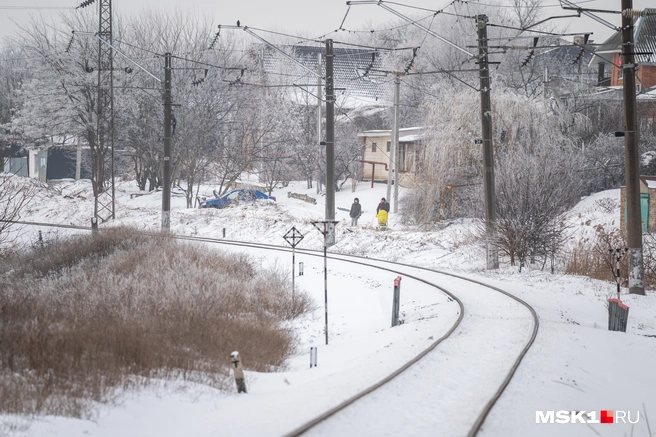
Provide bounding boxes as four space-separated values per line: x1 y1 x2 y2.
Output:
325 40 335 223
94 0 115 223
162 52 172 231
317 53 322 192
392 74 400 213
477 15 499 270
620 0 644 294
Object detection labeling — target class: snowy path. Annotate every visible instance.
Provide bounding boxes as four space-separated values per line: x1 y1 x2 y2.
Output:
207 244 538 437
292 264 537 437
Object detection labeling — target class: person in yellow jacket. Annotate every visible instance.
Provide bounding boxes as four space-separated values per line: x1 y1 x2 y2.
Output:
376 197 390 226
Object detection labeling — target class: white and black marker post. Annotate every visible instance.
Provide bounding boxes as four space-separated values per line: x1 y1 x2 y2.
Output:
230 351 247 393
283 227 304 304
310 346 317 368
311 220 338 345
392 276 402 327
610 248 628 299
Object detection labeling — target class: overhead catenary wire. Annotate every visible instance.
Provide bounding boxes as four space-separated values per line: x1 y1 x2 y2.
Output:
445 0 596 9
234 25 323 45
331 40 418 52
169 54 244 71
347 1 475 58
318 12 436 38
0 5 73 9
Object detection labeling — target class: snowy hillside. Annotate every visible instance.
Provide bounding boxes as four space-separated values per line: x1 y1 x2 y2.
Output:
1 177 655 437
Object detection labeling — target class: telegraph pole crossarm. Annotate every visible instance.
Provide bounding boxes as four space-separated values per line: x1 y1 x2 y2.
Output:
73 31 162 83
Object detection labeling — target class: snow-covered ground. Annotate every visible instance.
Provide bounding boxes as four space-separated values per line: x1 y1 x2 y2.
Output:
1 177 655 437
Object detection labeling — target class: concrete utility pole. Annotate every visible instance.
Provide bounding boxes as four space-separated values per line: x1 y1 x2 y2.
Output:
317 53 322 192
162 52 172 231
325 40 335 223
392 75 400 213
477 15 499 270
620 0 644 295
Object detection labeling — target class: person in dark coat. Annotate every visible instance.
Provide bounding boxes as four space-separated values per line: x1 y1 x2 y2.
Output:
376 197 390 214
349 197 362 226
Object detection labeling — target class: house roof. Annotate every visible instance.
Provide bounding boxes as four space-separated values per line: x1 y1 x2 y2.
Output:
588 32 622 67
358 127 423 139
399 134 421 142
637 85 656 99
262 45 387 100
540 37 595 66
589 9 656 67
635 9 656 65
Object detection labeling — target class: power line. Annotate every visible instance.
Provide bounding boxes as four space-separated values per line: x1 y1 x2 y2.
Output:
169 54 244 71
332 40 417 52
112 38 162 57
236 25 323 45
318 12 436 37
449 0 596 9
0 6 73 9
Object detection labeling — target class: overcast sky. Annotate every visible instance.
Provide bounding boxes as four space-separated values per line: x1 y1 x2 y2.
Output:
0 0 652 46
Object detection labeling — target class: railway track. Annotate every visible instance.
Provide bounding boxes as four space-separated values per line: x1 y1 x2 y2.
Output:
6 221 539 436
185 236 539 437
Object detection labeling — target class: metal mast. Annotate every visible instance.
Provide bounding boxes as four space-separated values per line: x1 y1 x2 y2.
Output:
94 0 115 222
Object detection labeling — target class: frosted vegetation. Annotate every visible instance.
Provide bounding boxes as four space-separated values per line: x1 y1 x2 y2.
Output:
0 0 656 420
0 227 313 417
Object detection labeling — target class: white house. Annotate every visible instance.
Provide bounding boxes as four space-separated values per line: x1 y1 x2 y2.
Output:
358 127 423 187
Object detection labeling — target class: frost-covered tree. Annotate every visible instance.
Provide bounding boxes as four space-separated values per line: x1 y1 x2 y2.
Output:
9 10 129 197
0 172 39 248
494 142 584 269
406 80 590 268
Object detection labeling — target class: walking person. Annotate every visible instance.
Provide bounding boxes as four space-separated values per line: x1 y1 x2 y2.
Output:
376 197 390 214
376 197 390 227
349 197 362 226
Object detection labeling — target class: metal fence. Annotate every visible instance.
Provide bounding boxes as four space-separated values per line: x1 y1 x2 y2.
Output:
607 298 629 332
3 157 28 177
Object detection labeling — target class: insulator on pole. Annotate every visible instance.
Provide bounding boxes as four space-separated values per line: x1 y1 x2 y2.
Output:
622 9 644 19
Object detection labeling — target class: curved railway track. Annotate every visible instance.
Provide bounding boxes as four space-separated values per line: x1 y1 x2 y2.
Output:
7 221 539 436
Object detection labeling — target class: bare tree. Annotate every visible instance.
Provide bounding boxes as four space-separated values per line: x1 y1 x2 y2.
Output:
0 170 39 247
494 144 583 269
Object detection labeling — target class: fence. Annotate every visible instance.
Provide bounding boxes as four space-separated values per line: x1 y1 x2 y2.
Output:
607 298 629 333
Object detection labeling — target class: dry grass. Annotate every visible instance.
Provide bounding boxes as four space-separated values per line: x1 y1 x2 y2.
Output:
564 225 623 283
0 227 314 418
564 224 656 289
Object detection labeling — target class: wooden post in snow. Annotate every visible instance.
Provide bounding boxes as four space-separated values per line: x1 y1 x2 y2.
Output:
230 351 247 393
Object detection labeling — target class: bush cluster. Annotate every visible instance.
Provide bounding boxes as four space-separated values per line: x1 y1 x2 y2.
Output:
0 227 313 417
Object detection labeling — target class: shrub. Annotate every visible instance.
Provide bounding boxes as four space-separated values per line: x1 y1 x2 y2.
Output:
0 227 313 417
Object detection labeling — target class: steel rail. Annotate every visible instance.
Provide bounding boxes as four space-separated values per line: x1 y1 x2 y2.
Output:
4 220 539 436
160 234 540 437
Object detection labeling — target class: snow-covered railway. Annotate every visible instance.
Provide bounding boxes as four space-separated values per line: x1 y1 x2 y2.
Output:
3 221 538 437
178 235 539 437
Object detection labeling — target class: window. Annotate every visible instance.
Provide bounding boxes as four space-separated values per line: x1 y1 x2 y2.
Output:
387 141 391 152
617 54 623 80
372 142 377 152
398 143 406 171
